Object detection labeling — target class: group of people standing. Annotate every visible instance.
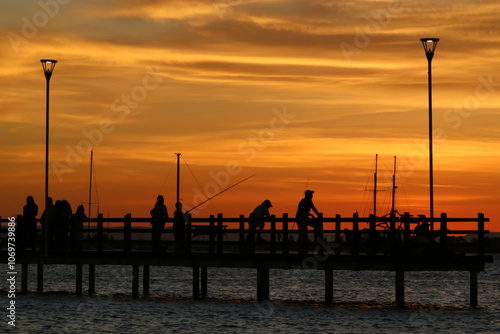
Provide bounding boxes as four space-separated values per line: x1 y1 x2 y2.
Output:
18 190 320 253
19 196 86 252
150 189 320 253
150 195 191 253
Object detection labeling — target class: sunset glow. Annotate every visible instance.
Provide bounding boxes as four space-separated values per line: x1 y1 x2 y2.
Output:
1 0 499 231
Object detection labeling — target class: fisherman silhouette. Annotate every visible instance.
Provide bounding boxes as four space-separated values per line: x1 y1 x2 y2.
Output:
22 196 38 251
54 200 72 251
150 195 168 253
295 190 320 253
412 215 435 255
71 205 87 253
174 202 189 253
246 200 272 246
41 197 56 252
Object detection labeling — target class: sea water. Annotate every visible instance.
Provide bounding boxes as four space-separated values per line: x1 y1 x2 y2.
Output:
2 255 499 333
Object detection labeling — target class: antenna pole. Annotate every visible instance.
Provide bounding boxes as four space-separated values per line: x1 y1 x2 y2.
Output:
391 156 397 214
374 154 378 217
88 150 93 229
176 153 181 203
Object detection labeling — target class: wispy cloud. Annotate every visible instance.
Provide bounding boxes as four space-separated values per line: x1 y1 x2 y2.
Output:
0 0 499 223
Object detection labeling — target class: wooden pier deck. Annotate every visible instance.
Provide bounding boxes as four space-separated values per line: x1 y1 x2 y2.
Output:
1 212 492 306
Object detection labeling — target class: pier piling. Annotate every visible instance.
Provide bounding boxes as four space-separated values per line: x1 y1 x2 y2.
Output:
325 269 333 304
21 263 28 294
37 264 43 293
201 267 208 296
89 264 95 295
470 271 478 307
132 265 139 298
396 271 405 307
193 267 200 299
143 265 150 296
257 268 270 301
76 264 83 296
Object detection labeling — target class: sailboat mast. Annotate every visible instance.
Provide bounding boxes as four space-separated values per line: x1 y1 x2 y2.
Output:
391 156 397 214
373 154 378 217
176 153 181 203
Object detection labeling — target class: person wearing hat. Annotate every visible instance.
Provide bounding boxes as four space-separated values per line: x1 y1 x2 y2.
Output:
295 190 320 252
246 199 273 244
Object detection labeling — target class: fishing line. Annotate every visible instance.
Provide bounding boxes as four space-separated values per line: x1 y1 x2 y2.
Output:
302 177 310 195
400 181 411 214
359 156 377 216
158 157 175 195
186 174 257 214
181 155 219 214
377 156 392 216
92 160 100 216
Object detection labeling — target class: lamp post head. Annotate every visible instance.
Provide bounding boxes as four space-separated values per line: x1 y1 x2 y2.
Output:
40 59 57 80
420 38 439 62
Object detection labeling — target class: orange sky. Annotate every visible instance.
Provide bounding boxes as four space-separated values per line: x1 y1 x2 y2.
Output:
1 0 499 231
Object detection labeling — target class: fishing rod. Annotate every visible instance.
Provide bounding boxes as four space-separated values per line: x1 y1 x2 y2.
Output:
186 174 257 213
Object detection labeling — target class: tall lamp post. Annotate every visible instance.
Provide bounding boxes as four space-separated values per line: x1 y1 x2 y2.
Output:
420 38 439 229
41 59 57 255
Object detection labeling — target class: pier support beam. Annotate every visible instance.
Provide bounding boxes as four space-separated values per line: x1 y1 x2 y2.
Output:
470 271 478 307
395 271 404 307
325 270 333 304
76 264 83 296
143 265 150 296
88 264 95 295
193 267 200 299
132 265 139 298
201 267 208 296
257 268 270 301
21 263 28 294
37 264 43 293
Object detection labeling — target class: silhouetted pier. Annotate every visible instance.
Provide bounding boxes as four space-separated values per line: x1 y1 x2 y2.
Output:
1 212 492 306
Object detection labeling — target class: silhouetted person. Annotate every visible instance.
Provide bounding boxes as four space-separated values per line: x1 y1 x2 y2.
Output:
174 202 189 252
246 200 272 246
150 195 168 253
71 205 87 253
414 220 430 236
41 197 56 252
296 190 320 253
54 200 72 251
22 196 38 251
412 216 434 255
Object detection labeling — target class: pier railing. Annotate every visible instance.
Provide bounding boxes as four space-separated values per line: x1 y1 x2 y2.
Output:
0 212 493 306
0 212 490 257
